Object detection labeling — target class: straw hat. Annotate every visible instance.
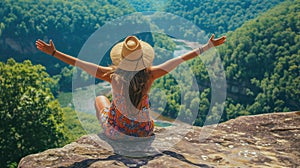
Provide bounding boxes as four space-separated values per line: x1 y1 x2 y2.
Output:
110 36 154 71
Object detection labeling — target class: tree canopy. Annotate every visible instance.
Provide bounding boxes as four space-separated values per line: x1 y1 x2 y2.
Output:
0 59 66 167
164 0 285 35
157 0 300 126
220 0 300 116
0 0 135 75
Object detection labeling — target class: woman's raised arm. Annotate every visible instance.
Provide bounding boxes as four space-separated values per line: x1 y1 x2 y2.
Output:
150 34 226 80
35 39 112 82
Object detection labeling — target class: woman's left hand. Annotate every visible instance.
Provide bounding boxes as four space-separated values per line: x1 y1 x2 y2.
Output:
208 34 226 47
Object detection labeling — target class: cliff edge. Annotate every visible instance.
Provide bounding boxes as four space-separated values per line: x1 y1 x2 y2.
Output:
18 112 300 168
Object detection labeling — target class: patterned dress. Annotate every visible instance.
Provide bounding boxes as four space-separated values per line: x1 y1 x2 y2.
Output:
98 93 154 140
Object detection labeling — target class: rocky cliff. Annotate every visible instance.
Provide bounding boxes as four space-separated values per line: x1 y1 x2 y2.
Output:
18 112 300 168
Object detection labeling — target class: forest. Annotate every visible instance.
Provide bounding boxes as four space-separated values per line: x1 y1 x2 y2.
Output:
159 0 300 126
1 0 299 167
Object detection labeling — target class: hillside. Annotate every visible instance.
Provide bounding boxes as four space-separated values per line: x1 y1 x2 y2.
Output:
127 0 168 12
18 112 300 167
0 0 285 74
164 0 285 34
219 0 300 114
154 0 300 126
0 0 134 75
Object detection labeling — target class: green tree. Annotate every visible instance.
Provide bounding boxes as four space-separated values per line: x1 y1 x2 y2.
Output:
0 59 66 167
0 0 135 76
154 0 300 125
165 0 285 35
220 0 300 115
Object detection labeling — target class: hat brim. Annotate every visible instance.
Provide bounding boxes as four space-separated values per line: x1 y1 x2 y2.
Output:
110 41 154 71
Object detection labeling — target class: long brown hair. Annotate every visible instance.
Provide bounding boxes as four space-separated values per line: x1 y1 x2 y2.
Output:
109 67 150 109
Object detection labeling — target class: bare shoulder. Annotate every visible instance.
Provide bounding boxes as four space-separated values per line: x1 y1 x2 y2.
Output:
148 65 169 81
96 66 113 83
148 66 157 81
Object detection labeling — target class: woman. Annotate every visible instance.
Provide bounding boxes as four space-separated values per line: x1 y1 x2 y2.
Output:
36 34 226 140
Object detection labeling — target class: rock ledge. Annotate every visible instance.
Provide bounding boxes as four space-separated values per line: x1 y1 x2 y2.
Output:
18 112 300 168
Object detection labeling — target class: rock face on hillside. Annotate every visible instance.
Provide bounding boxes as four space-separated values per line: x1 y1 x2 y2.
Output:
18 112 300 168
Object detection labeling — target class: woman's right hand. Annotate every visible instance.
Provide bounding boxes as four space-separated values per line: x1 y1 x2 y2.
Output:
35 39 56 56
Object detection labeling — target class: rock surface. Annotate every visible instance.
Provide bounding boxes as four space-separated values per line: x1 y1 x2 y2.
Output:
18 112 300 168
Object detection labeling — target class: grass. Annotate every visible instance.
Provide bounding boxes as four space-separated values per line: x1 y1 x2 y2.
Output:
57 92 74 108
58 83 110 142
62 107 86 143
62 107 101 143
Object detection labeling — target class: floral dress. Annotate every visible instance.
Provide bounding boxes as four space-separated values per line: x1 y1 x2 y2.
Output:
98 93 154 140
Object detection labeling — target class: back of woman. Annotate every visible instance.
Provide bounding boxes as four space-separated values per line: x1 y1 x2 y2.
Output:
36 34 226 140
106 68 154 139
